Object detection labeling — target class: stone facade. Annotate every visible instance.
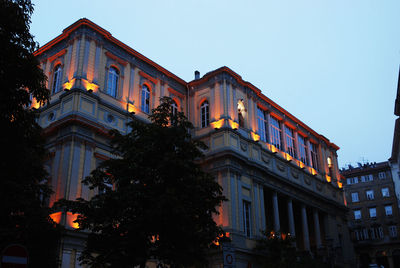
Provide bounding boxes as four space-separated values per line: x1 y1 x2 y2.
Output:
34 18 355 267
342 162 400 268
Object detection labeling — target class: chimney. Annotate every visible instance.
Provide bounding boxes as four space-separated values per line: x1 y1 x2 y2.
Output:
194 70 200 80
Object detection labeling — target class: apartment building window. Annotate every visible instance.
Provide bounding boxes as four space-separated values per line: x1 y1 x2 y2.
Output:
361 174 373 182
389 225 398 238
354 209 361 220
379 172 386 179
269 116 282 150
346 177 359 185
297 135 309 165
141 84 150 113
257 108 267 142
171 100 178 116
243 201 251 237
310 142 319 171
385 205 393 216
370 226 383 239
107 66 119 98
52 64 62 94
366 190 374 200
237 100 245 128
200 101 209 128
354 228 369 241
351 192 359 202
369 207 377 218
382 187 390 197
284 126 296 158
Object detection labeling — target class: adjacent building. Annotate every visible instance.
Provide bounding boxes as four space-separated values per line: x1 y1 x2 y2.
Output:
342 162 400 268
33 18 355 267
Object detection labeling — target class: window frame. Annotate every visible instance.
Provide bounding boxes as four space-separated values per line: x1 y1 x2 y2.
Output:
269 116 282 150
351 192 359 203
107 66 119 98
297 135 309 165
141 84 151 113
369 207 377 218
257 107 268 142
200 100 210 128
284 125 296 158
382 187 390 197
366 190 374 200
354 209 362 220
243 200 252 237
52 64 63 94
310 142 319 171
385 205 393 216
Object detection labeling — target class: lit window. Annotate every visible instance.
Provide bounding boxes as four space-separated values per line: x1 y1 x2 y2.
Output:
298 135 309 165
385 205 393 216
107 67 119 98
237 100 245 128
200 101 209 128
379 172 386 179
284 126 296 158
354 210 361 220
52 64 62 94
351 192 359 202
269 116 282 150
369 207 377 218
389 225 398 238
243 201 251 237
310 142 319 171
382 188 390 197
257 108 267 142
141 84 150 113
366 190 374 200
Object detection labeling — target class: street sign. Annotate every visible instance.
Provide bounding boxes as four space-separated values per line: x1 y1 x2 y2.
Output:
1 244 28 268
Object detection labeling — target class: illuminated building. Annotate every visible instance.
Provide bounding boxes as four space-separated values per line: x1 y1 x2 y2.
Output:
342 162 400 268
34 18 355 267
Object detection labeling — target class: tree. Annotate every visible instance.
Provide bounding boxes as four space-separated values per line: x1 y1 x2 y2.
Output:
0 0 60 266
60 97 227 267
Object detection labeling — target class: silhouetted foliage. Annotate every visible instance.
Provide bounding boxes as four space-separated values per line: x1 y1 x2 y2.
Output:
0 0 60 266
59 97 227 267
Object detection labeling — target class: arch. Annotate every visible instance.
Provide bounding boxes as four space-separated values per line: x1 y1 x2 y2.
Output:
107 66 119 98
52 64 63 94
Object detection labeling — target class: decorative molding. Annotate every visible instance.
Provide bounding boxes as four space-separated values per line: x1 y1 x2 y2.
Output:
167 87 184 99
48 48 67 62
105 51 127 66
139 70 158 85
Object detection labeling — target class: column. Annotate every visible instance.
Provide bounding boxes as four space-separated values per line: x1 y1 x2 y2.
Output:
287 198 296 237
301 204 310 251
273 191 280 232
313 209 322 248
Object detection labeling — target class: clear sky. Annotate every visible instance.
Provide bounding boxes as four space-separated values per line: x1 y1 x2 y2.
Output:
30 0 400 168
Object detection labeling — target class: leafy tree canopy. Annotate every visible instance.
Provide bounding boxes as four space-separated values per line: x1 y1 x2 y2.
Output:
0 0 60 266
60 97 227 267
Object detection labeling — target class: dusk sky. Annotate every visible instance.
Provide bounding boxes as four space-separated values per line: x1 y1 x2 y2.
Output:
31 0 400 168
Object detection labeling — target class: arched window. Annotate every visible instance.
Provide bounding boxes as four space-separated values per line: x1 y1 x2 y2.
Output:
107 67 119 98
141 84 150 113
171 100 178 116
237 100 245 128
52 65 62 94
200 101 209 128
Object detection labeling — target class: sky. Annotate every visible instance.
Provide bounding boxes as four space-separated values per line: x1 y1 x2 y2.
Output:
30 0 400 168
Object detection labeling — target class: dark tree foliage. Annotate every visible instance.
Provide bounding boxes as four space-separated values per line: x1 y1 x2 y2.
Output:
61 97 227 267
0 0 60 266
254 231 330 268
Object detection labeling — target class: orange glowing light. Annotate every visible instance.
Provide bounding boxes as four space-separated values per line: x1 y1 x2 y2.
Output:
63 79 75 90
269 144 278 153
49 212 62 224
310 167 317 176
338 181 343 188
325 175 331 182
228 119 239 130
297 160 305 169
251 132 260 142
127 103 137 113
210 118 225 129
31 98 40 109
82 79 99 92
284 153 292 162
281 233 287 240
66 212 80 229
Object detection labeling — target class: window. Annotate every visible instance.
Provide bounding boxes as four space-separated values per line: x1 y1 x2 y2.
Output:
382 188 390 197
361 174 373 182
298 135 309 165
354 210 362 220
379 172 386 179
354 228 369 241
141 84 150 113
52 64 62 93
351 192 359 202
269 116 282 150
171 100 178 116
237 100 245 128
369 226 383 239
107 67 119 97
389 225 398 238
243 201 251 237
284 126 296 158
200 101 209 128
385 205 393 216
310 142 319 171
366 190 374 200
369 207 377 218
257 108 267 142
346 177 359 185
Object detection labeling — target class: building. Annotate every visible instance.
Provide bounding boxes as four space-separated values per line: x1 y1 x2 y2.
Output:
342 161 400 268
390 69 400 209
33 18 355 267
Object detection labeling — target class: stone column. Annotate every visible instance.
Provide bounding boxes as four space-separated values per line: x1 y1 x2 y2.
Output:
273 191 280 232
301 204 310 251
313 209 322 248
287 198 296 237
